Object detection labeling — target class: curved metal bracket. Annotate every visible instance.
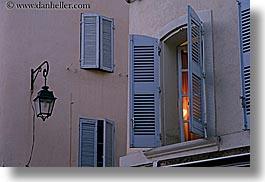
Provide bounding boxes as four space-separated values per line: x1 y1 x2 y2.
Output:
31 60 49 93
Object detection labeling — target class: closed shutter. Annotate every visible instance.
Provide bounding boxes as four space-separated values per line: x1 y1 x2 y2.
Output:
103 119 114 167
81 14 100 69
79 119 97 167
187 5 205 137
238 0 250 130
129 35 160 148
100 16 114 72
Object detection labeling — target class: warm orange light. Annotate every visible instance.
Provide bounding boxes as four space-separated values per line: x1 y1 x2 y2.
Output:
183 109 188 118
181 50 201 142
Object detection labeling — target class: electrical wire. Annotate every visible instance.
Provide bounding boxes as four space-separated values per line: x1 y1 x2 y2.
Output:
26 93 36 167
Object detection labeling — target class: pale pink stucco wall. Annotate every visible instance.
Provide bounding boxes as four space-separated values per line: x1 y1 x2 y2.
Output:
0 0 129 166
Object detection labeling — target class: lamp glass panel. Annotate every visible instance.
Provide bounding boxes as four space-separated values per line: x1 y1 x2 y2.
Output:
48 100 55 114
34 97 40 115
40 98 53 115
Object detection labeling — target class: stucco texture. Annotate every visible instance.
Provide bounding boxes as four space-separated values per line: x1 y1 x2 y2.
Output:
0 0 129 166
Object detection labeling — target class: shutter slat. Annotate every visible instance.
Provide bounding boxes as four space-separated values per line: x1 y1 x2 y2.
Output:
100 16 114 72
238 0 250 129
79 119 97 167
188 5 205 137
103 120 114 167
81 14 99 69
130 35 160 148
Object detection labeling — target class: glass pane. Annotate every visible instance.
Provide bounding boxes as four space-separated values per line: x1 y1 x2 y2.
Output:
182 72 188 94
40 98 53 114
34 98 40 115
184 122 190 141
182 97 189 120
48 100 55 114
181 51 188 69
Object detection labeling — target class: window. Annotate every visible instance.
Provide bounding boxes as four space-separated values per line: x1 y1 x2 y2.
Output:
179 5 205 142
238 0 250 130
178 47 203 142
80 14 114 72
129 5 215 148
79 118 114 167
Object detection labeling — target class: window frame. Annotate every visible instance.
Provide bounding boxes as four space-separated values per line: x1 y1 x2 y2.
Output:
129 7 215 148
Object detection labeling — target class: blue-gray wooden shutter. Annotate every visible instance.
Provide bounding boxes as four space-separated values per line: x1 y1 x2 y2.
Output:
79 118 97 167
187 5 205 137
103 119 114 167
129 34 160 148
238 0 250 130
100 16 114 72
80 14 100 69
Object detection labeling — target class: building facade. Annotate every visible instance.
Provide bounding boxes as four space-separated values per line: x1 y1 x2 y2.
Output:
120 0 250 167
0 0 129 167
0 0 250 167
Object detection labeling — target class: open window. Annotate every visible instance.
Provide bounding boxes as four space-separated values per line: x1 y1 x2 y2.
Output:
79 118 114 167
129 5 215 148
179 5 206 142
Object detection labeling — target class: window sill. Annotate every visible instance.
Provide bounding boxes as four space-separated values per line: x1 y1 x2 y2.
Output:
144 137 218 159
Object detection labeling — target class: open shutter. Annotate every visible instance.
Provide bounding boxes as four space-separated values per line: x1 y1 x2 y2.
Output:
187 5 205 137
238 0 250 130
81 14 100 69
100 16 114 72
103 119 114 167
79 119 97 167
129 35 160 148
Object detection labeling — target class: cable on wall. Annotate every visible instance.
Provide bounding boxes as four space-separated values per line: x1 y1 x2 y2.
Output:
25 93 36 167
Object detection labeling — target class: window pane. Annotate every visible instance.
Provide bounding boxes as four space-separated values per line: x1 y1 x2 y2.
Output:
181 51 188 69
183 122 190 141
182 97 190 120
97 120 104 167
182 72 188 94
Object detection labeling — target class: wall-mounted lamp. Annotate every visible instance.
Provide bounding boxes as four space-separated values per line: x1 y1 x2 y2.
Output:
31 61 57 121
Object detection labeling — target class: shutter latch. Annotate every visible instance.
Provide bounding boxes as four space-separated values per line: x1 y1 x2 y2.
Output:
158 46 161 56
158 87 161 94
132 118 135 129
202 72 206 79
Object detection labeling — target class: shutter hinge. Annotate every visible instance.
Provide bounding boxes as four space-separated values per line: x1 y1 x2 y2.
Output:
203 122 208 138
112 24 115 30
158 46 161 56
132 118 135 129
202 72 206 79
240 96 246 108
159 133 162 141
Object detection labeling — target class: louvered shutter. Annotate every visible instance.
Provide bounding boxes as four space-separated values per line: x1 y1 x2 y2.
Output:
103 119 114 167
129 35 160 148
100 16 114 72
81 14 100 69
187 5 205 137
238 0 250 130
79 119 97 167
